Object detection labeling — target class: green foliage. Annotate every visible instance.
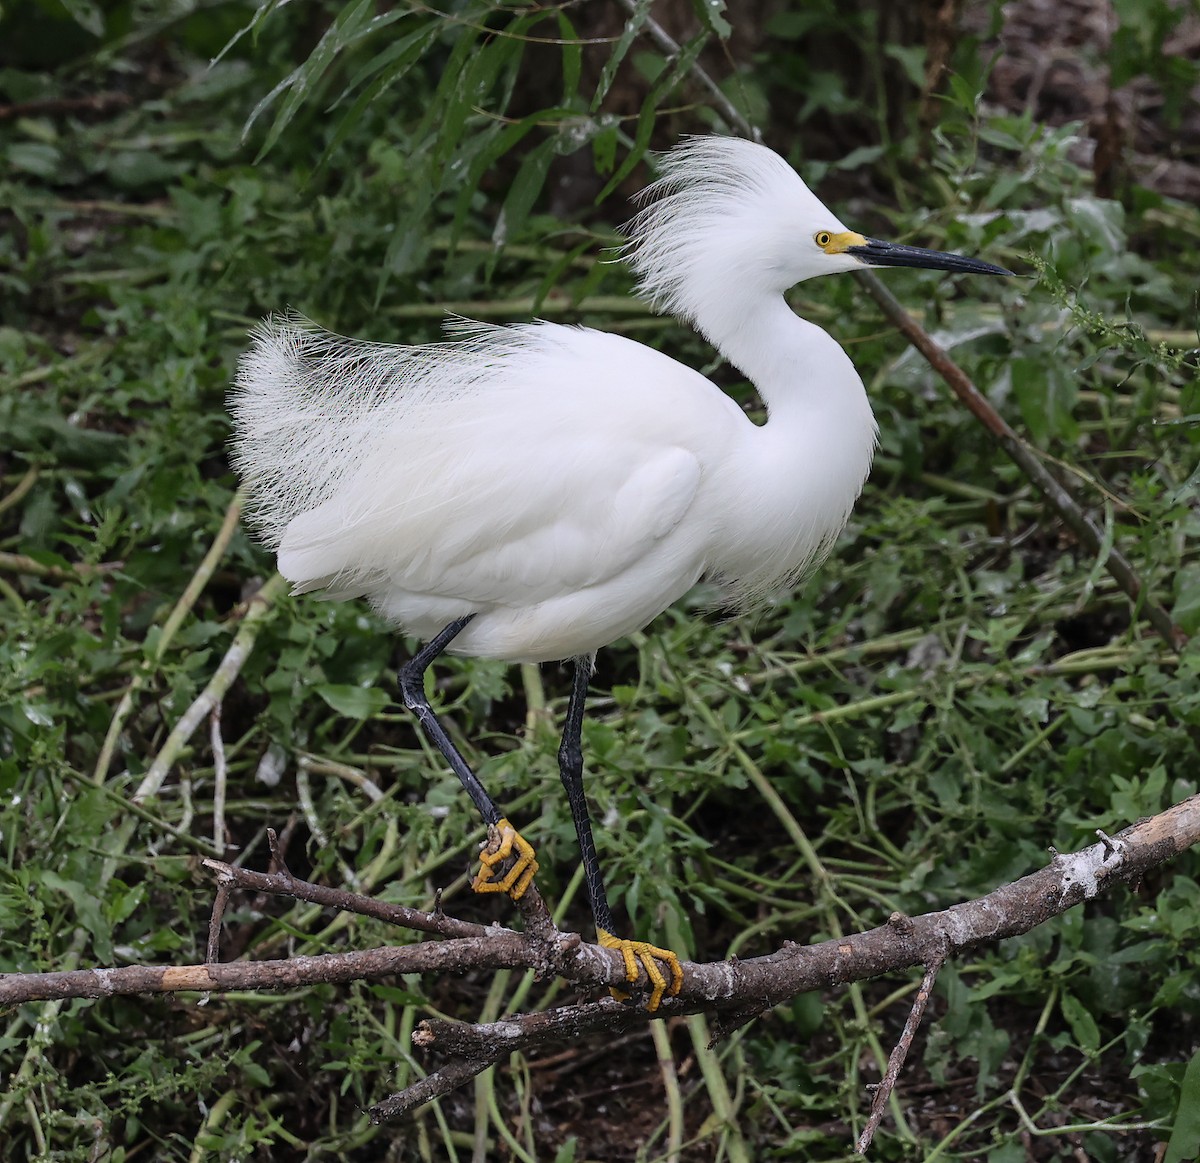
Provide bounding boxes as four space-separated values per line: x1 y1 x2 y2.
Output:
1 0 1198 1159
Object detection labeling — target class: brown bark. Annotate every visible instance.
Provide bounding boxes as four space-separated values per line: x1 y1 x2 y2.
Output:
2 794 1196 1126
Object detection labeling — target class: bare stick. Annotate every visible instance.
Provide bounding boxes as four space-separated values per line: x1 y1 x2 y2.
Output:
206 878 232 965
200 854 502 942
851 270 1186 650
134 572 288 801
199 874 234 1009
0 941 539 1003
210 705 228 855
856 947 947 1153
369 1057 493 1124
621 10 1185 650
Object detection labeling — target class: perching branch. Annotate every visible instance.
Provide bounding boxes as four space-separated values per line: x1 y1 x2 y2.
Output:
3 794 1197 1130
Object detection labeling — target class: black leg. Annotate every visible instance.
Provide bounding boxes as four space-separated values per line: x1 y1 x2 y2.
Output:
559 655 683 1010
398 615 502 827
558 655 617 936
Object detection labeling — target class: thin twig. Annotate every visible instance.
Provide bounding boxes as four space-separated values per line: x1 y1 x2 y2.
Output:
201 853 504 941
851 271 1186 650
210 705 228 855
298 754 385 801
0 467 39 516
296 753 361 891
96 491 247 783
0 92 131 121
369 1058 493 1124
206 879 232 965
0 551 122 580
134 572 288 801
856 946 947 1153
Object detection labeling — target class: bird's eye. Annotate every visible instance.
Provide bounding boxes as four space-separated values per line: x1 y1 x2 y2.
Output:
814 231 833 249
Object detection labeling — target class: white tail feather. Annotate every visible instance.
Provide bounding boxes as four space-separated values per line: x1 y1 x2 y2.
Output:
229 312 565 551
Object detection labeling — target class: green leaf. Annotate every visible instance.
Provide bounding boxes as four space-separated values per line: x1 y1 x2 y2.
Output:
986 1143 1026 1163
315 20 442 172
595 84 661 203
248 0 405 158
6 142 63 179
1165 1049 1200 1163
557 11 582 104
494 138 555 247
57 0 105 37
593 0 650 111
39 871 113 963
1171 562 1200 635
693 0 732 39
1060 991 1100 1056
315 684 390 720
1009 355 1078 444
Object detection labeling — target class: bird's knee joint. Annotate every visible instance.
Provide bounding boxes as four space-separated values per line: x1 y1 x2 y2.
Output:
397 669 426 710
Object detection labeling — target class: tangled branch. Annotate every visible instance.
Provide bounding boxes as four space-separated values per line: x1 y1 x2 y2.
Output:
3 796 1197 1142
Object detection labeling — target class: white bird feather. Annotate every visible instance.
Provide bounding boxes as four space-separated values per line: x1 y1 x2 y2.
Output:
231 138 906 662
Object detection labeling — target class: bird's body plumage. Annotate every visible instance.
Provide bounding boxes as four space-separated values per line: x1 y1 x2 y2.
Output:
231 138 881 661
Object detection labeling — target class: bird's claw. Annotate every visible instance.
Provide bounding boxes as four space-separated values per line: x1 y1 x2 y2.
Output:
472 818 539 901
597 928 684 1012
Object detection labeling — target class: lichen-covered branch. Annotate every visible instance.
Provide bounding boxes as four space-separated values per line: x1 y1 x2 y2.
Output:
3 794 1196 1127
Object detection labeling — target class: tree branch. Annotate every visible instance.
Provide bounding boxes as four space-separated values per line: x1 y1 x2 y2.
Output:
850 270 1187 651
3 795 1196 1127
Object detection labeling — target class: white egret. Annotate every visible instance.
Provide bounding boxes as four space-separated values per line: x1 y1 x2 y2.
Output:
230 136 1010 1010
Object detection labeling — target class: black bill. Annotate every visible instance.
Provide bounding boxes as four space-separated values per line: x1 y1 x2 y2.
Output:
847 237 1012 276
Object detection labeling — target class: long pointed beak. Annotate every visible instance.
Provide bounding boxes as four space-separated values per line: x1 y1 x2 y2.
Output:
847 237 1012 277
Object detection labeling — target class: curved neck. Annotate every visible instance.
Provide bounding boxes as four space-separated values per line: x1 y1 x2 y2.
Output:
696 292 866 421
695 292 879 596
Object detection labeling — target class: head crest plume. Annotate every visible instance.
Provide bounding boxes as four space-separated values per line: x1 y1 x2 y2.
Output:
621 137 831 327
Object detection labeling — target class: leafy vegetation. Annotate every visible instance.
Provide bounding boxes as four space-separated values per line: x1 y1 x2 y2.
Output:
2 0 1199 1159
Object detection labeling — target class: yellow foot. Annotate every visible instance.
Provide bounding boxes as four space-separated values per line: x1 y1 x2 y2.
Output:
597 928 684 1012
472 818 539 901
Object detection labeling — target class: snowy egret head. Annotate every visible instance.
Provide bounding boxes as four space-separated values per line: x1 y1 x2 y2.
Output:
624 136 1010 338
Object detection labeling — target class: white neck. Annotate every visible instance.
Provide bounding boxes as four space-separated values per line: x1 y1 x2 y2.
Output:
696 292 879 597
696 293 844 415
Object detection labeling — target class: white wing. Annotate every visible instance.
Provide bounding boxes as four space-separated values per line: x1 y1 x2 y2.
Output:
232 317 738 612
277 437 702 606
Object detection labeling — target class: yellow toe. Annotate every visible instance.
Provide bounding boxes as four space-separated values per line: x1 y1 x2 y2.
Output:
472 818 539 902
597 929 684 1012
